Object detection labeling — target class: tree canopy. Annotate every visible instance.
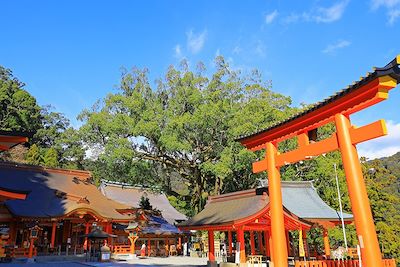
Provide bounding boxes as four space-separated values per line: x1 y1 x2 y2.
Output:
78 57 297 213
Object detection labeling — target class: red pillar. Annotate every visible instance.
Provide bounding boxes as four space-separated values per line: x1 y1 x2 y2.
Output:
323 228 331 258
228 231 233 255
83 222 90 250
264 231 270 257
266 141 288 267
335 113 383 267
106 222 112 244
302 229 308 258
208 230 215 262
178 237 181 255
286 230 291 256
50 221 57 248
250 231 255 255
148 239 151 256
258 232 264 255
237 227 246 263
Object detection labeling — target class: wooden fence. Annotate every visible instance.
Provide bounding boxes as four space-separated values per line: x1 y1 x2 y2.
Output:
295 258 396 267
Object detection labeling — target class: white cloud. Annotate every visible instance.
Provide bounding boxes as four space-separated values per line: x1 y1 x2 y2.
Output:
322 40 351 54
358 120 400 159
371 0 400 9
174 44 182 58
314 1 349 23
388 8 400 23
254 40 266 57
265 10 279 24
186 29 207 54
283 1 348 24
232 45 242 54
371 0 400 24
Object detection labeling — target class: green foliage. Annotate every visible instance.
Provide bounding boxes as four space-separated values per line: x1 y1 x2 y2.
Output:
43 147 58 168
25 144 41 165
0 66 41 132
78 56 297 213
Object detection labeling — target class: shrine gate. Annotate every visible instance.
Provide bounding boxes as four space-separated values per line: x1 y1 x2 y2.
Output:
236 56 400 267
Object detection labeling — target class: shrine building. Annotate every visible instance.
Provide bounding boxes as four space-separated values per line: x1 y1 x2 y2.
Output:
179 181 352 263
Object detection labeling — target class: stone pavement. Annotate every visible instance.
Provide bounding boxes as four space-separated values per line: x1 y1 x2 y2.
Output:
0 256 208 267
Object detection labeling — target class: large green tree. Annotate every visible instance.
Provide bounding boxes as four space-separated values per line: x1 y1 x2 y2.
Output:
79 57 297 213
0 66 41 132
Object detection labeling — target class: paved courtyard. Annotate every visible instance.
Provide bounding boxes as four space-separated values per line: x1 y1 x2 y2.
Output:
0 256 208 267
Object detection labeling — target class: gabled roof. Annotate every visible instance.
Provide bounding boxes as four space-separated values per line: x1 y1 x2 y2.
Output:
0 162 132 221
281 181 352 221
100 180 187 224
179 181 352 229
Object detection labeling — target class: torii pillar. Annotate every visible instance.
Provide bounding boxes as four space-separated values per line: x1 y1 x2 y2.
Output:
266 142 288 267
335 113 383 267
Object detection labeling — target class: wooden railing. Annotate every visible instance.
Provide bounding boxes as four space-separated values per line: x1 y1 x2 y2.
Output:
295 259 396 267
112 245 131 254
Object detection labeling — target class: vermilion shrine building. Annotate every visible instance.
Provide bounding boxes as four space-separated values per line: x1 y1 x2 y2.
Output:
0 160 186 259
179 181 353 263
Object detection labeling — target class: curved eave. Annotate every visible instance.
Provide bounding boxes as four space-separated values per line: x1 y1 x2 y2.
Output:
178 204 313 231
236 56 400 150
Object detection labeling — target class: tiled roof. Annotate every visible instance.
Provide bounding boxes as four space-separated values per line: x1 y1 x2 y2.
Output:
100 180 187 224
179 181 352 227
0 162 132 220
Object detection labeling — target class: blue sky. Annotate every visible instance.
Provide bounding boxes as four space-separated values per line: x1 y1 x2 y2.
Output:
1 0 399 159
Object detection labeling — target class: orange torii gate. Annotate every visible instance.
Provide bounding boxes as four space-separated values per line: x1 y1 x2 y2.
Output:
236 56 400 267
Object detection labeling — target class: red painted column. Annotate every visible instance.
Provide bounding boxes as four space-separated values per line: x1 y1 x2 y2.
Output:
335 113 383 267
50 221 57 248
148 239 151 256
286 230 291 256
237 227 246 263
258 232 264 255
250 231 255 255
266 142 288 267
228 231 233 255
208 230 215 261
83 222 90 250
264 231 270 257
323 228 331 258
302 229 308 258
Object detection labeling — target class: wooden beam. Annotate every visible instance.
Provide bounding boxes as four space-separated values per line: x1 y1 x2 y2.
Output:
241 74 397 150
350 119 387 144
0 189 27 200
0 136 28 143
252 119 387 172
0 144 10 151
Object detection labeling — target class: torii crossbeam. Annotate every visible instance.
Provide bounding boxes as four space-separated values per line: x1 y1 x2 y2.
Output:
236 56 400 267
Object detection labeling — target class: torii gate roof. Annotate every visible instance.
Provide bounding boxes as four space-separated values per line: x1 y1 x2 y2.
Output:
179 181 352 231
236 56 400 150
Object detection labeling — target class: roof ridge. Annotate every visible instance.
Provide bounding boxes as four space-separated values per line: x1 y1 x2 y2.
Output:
208 189 256 202
0 161 91 178
101 179 162 192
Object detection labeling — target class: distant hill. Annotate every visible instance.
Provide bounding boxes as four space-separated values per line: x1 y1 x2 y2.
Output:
376 152 400 180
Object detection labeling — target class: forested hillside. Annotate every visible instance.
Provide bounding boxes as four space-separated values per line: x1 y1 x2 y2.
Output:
0 58 399 261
